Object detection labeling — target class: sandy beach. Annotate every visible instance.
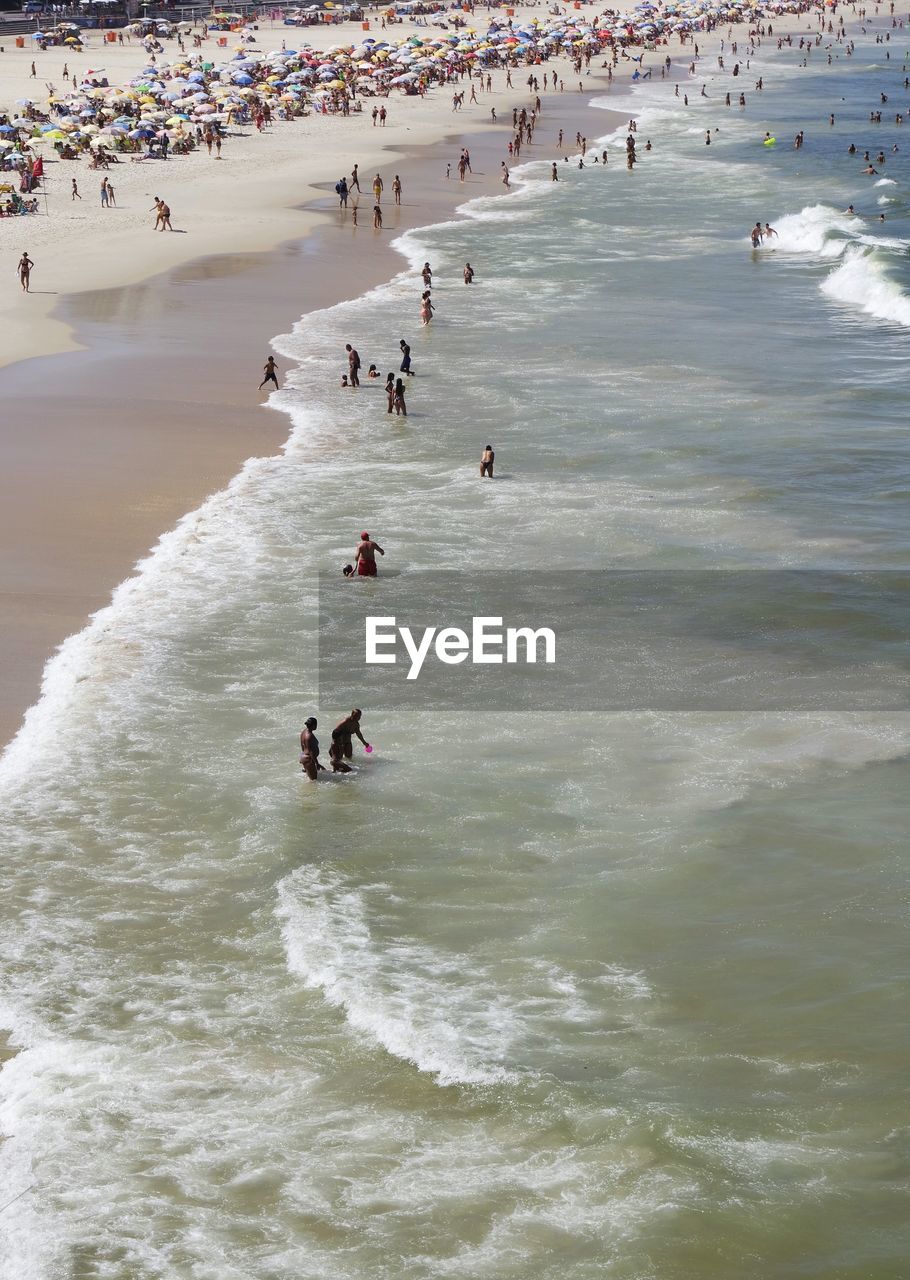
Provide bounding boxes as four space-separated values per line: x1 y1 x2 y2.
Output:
0 4 819 744
6 5 908 1273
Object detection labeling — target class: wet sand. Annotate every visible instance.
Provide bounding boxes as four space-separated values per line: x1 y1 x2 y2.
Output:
0 93 624 745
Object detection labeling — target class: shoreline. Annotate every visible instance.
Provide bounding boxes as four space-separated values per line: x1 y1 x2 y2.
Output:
0 81 628 747
0 4 824 748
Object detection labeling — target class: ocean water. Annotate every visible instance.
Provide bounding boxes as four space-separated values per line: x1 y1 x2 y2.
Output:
1 25 909 1280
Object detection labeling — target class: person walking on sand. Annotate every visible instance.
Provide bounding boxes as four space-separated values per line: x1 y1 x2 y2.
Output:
480 444 495 477
299 717 325 780
259 356 279 389
71 178 81 201
392 174 402 205
158 200 172 231
105 180 116 208
17 253 34 293
102 178 110 208
345 343 361 387
372 173 383 203
354 531 384 577
350 163 360 192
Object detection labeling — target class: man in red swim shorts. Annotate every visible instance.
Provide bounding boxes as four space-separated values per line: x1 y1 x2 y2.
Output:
354 531 384 576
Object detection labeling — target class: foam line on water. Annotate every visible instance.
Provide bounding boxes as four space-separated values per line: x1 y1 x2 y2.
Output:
822 244 910 326
276 868 521 1087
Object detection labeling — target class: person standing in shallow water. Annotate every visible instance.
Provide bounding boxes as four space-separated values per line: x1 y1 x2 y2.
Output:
299 717 324 780
393 379 407 417
330 709 370 771
354 532 384 577
480 444 495 477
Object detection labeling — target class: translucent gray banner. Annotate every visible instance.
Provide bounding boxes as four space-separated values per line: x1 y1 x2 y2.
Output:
316 571 909 712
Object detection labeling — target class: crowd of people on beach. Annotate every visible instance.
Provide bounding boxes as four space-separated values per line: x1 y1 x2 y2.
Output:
9 0 906 783
283 0 910 780
0 0 827 209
